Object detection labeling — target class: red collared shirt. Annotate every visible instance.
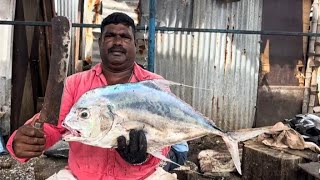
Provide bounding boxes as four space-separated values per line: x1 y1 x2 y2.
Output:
7 63 170 180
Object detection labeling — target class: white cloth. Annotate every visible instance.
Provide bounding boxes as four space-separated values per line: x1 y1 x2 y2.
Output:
46 167 177 180
46 169 76 180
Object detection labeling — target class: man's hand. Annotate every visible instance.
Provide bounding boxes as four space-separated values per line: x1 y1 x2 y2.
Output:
116 129 148 164
12 124 46 158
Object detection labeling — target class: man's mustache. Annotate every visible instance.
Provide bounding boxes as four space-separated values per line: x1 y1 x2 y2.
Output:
108 45 127 53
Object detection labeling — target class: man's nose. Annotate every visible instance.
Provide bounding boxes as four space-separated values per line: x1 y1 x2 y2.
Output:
113 35 123 45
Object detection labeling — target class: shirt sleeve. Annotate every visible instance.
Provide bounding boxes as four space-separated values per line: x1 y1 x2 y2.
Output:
6 77 76 163
171 141 189 152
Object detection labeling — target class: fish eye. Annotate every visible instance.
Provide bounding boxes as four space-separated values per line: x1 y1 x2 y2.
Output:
79 109 90 119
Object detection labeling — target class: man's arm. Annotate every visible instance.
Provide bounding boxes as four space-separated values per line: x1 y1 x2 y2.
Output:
6 77 75 162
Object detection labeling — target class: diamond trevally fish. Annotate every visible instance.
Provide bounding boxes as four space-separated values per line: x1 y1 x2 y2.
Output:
62 79 269 175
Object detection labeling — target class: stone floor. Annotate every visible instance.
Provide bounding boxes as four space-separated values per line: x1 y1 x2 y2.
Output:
0 155 67 180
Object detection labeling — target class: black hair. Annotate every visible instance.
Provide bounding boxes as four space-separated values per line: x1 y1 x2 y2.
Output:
100 12 136 36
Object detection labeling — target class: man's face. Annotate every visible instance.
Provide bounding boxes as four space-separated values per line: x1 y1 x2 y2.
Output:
99 23 136 70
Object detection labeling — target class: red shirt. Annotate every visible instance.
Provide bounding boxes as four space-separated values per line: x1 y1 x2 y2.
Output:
7 63 170 180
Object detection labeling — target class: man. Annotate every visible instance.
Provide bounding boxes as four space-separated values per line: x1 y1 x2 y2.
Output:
6 12 188 179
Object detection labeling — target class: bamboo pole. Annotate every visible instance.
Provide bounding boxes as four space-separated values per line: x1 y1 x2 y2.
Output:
309 1 320 113
303 0 319 113
310 2 320 112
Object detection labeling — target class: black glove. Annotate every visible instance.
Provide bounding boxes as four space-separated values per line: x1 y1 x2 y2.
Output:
116 129 148 164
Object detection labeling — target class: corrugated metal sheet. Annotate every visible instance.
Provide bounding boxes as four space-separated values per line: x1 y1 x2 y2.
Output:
98 0 140 27
0 0 16 135
55 0 80 73
141 0 262 130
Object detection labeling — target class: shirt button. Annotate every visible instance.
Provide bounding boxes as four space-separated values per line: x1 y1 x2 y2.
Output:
108 169 113 175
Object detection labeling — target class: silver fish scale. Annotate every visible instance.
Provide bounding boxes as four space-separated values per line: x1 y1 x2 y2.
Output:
96 80 220 130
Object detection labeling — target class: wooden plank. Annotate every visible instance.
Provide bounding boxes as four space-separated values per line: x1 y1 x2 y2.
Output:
303 0 312 62
11 0 30 132
242 141 307 180
19 0 40 128
29 25 40 113
74 0 84 73
38 6 49 96
23 0 40 56
41 0 54 60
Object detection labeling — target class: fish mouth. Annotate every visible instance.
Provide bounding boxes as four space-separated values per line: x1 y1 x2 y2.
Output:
62 122 82 137
69 129 81 137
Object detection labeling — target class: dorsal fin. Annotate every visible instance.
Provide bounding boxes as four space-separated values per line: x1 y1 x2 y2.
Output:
139 79 213 92
138 79 172 91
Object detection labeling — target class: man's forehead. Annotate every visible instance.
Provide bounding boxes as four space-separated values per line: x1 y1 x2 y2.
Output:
103 24 133 33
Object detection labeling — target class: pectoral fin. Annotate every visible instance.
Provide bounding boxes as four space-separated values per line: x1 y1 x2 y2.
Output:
150 151 203 176
120 121 146 131
150 151 181 167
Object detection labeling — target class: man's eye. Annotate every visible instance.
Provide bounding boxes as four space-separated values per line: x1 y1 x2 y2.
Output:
79 109 90 119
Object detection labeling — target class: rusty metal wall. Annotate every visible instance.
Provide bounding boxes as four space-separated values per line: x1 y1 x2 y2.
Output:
0 0 16 136
255 0 306 127
260 0 303 86
55 0 80 73
141 0 262 130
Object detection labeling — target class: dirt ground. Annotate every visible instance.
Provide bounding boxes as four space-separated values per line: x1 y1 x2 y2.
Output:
0 155 36 180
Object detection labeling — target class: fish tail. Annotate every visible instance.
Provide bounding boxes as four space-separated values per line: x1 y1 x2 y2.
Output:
220 127 271 175
221 135 242 175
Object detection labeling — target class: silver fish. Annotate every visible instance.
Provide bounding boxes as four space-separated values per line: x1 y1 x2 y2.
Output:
62 79 269 174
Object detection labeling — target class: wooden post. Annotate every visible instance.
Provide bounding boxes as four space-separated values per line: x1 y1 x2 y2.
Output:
309 2 320 113
303 0 319 113
242 141 307 180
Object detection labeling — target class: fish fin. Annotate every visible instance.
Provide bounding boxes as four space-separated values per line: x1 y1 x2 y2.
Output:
151 151 182 167
120 121 145 131
150 151 204 176
139 79 171 91
221 136 242 175
149 79 213 92
228 127 272 142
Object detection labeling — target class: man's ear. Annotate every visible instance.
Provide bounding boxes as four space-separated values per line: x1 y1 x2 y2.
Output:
98 37 101 48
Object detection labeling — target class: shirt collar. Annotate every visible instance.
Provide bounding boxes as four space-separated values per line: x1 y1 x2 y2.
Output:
92 63 103 76
92 62 144 80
